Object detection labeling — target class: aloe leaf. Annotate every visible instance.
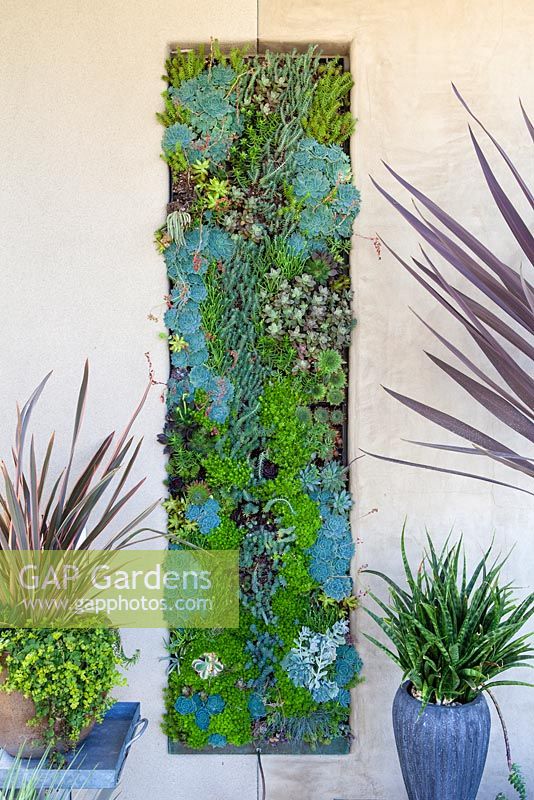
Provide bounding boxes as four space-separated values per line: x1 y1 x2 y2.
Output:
365 532 534 704
483 680 534 690
362 568 411 605
362 632 401 666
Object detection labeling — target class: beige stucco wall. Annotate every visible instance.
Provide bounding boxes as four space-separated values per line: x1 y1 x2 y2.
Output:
1 1 533 798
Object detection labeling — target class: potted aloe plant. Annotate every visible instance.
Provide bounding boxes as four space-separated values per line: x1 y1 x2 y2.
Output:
364 530 534 800
0 362 159 756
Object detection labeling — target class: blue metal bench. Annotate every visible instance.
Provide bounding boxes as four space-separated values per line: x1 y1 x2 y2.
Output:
0 702 148 792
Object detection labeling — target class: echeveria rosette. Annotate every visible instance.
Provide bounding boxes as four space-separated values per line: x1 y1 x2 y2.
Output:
320 461 346 493
300 205 335 239
300 464 321 494
292 138 352 185
162 122 193 156
171 274 208 307
208 733 228 748
164 304 201 335
281 620 356 704
289 137 360 249
175 692 225 731
205 375 234 424
323 576 352 601
164 224 234 421
185 498 221 535
335 644 363 687
285 231 310 255
331 183 361 237
169 67 242 163
293 170 330 202
175 73 234 128
328 490 353 516
164 227 235 280
337 688 351 708
189 365 214 392
248 694 267 720
301 461 352 517
308 513 354 600
171 330 209 369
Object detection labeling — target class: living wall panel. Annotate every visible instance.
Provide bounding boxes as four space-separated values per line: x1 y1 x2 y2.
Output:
156 42 362 753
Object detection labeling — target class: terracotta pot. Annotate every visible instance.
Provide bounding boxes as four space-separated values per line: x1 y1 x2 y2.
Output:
0 667 95 757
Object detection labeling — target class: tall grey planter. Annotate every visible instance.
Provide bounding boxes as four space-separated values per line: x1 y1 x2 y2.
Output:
392 682 491 800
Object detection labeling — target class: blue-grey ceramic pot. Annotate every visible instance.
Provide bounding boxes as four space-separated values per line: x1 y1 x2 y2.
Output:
392 682 491 800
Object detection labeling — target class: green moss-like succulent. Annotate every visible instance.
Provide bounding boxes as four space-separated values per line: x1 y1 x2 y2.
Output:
303 61 355 145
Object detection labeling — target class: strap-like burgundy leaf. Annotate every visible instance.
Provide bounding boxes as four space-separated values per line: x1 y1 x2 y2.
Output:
373 178 533 330
424 353 534 442
469 127 534 265
452 83 534 211
360 449 534 496
383 161 528 296
459 291 534 361
520 99 534 144
383 386 534 476
402 440 534 463
412 309 532 417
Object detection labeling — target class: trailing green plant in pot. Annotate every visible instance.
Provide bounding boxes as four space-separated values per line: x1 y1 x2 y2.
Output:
363 529 534 800
0 362 159 757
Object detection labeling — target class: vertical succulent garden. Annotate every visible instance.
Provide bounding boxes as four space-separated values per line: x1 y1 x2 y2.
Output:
156 42 362 752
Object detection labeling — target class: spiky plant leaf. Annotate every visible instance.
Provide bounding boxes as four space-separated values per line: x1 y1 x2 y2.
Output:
367 90 534 493
364 527 534 706
0 363 159 551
